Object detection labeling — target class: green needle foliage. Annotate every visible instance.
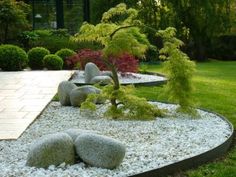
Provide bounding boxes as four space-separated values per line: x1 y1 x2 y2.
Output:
81 85 164 120
74 3 149 58
75 3 163 119
73 3 149 91
157 27 196 114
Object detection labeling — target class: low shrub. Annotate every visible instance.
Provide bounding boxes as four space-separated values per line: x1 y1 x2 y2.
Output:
110 53 139 73
43 54 63 70
28 47 50 69
55 48 76 68
66 49 139 73
19 31 39 50
28 29 103 53
0 44 28 71
66 49 103 70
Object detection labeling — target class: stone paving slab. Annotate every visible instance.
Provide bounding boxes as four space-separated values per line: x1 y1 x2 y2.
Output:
0 71 73 139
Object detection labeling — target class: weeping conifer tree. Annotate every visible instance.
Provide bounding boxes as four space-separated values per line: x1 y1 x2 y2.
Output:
73 3 163 119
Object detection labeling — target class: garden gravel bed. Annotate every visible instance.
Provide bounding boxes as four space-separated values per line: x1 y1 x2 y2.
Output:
0 102 232 177
71 70 167 85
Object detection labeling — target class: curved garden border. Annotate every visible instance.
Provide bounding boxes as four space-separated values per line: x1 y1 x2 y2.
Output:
129 109 234 177
70 71 167 86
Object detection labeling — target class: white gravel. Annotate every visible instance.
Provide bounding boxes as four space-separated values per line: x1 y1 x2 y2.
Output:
0 102 232 177
71 71 166 85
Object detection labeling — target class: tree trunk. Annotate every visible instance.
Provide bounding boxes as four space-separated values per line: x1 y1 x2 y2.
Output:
102 59 120 109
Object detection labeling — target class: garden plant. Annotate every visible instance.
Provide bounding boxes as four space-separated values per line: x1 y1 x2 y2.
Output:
73 3 195 119
43 54 63 70
28 47 50 70
74 3 165 119
0 44 28 71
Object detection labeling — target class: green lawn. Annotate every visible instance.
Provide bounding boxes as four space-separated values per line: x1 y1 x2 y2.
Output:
136 60 236 177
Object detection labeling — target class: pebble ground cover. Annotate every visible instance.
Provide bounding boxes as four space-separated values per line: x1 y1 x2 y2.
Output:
0 102 231 177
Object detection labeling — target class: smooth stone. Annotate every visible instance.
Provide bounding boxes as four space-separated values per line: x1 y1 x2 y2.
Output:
84 62 101 83
64 128 99 142
58 81 77 106
90 75 112 85
69 85 101 107
26 133 75 168
74 133 126 169
101 71 113 77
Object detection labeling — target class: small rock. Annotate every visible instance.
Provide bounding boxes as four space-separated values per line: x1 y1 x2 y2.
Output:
84 62 101 83
58 81 77 106
101 71 113 77
75 133 126 169
90 75 112 85
69 86 101 107
64 128 99 142
26 133 75 168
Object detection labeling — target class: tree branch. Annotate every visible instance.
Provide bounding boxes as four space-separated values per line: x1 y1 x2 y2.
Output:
110 25 136 39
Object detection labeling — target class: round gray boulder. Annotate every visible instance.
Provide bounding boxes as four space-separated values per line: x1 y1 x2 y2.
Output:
101 71 113 77
69 85 101 107
90 75 112 85
84 62 101 83
58 81 77 106
64 128 99 142
26 133 75 168
75 133 126 169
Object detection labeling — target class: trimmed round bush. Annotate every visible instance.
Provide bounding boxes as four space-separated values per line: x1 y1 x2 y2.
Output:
55 48 76 61
0 44 28 71
56 48 76 69
43 54 63 70
28 47 50 69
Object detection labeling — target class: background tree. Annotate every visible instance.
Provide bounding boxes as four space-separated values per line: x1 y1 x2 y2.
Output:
137 0 232 61
0 0 31 44
90 0 137 24
91 0 232 61
164 0 231 61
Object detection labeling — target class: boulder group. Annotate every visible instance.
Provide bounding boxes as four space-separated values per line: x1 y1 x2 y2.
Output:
26 129 126 169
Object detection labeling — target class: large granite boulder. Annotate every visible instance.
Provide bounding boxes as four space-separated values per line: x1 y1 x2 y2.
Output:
64 128 99 142
74 133 126 169
58 81 77 106
90 75 112 85
69 85 101 107
26 133 75 168
84 62 101 83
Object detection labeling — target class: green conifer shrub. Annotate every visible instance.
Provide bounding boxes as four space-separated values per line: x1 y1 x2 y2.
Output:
0 44 28 71
43 54 63 70
157 27 196 114
28 47 50 70
81 85 164 120
55 48 76 69
74 3 163 119
55 48 76 61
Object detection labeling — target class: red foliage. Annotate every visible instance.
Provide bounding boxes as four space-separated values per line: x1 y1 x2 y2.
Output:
66 49 139 73
65 49 105 69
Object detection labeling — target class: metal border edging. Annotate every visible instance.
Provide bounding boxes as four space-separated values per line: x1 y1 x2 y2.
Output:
129 106 234 177
72 71 167 86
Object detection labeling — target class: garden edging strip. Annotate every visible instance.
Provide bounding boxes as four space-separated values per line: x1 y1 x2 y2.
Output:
129 108 234 177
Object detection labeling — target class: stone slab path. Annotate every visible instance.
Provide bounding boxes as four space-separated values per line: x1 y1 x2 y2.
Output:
0 71 73 139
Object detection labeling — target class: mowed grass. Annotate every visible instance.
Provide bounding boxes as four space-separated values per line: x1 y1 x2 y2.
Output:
136 60 236 177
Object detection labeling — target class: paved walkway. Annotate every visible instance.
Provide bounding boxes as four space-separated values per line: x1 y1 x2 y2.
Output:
0 71 72 139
